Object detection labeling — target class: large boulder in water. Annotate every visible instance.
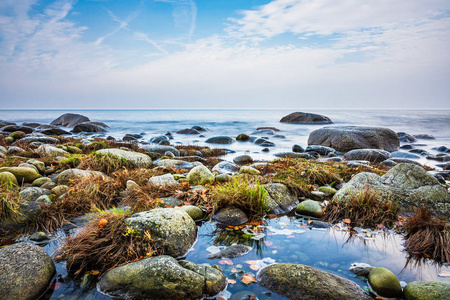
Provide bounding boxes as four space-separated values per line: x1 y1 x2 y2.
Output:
125 208 197 257
280 112 333 124
0 242 56 300
308 126 399 152
51 113 90 127
98 255 226 300
258 263 371 300
96 148 152 168
333 163 450 216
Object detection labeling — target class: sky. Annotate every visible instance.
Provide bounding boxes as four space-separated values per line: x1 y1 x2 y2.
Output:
0 0 449 109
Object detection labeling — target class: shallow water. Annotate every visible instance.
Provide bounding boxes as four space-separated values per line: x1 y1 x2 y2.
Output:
35 214 449 299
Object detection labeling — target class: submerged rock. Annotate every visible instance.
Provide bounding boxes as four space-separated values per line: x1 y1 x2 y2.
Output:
98 255 226 300
403 281 450 300
125 208 197 257
344 149 392 163
207 245 252 259
140 145 180 156
96 148 152 168
280 112 333 124
0 242 56 300
308 126 399 152
258 263 371 300
212 161 238 174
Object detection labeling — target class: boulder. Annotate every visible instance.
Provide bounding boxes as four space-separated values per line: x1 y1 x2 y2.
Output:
37 144 69 157
71 122 107 133
96 148 152 168
205 136 235 144
125 208 197 257
292 144 305 153
308 126 400 152
0 167 41 183
264 183 299 215
296 200 323 218
403 281 450 300
1 125 34 134
16 136 60 144
53 168 106 185
98 255 226 300
213 207 248 226
0 242 56 300
397 132 417 142
40 127 71 136
148 173 179 187
27 159 45 173
333 163 450 216
19 187 52 201
140 145 180 156
179 205 203 221
280 112 333 124
258 263 371 300
186 165 214 185
368 267 402 298
0 171 18 186
50 113 90 127
344 149 391 163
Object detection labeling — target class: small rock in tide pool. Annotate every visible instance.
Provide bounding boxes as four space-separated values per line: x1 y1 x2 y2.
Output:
207 245 252 259
349 263 374 277
368 267 402 298
29 231 50 242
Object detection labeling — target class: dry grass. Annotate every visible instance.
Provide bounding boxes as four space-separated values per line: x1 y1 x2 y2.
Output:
59 208 160 275
78 152 135 175
176 145 228 158
0 182 22 223
323 186 400 227
404 207 450 263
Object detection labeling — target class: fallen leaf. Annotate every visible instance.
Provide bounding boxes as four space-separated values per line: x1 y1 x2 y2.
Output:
218 259 233 265
48 282 62 290
86 270 99 275
250 265 259 271
377 224 385 229
343 218 351 224
231 268 237 273
300 224 307 228
98 218 108 227
227 279 236 284
244 260 257 265
241 273 257 285
438 271 450 277
264 241 273 246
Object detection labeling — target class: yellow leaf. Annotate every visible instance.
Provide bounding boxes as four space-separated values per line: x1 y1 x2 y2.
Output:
250 265 259 271
342 218 351 224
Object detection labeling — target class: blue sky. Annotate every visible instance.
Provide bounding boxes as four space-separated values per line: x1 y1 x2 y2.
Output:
0 0 449 109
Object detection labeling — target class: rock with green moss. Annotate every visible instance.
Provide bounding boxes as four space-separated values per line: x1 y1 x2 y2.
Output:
67 146 83 154
186 165 214 185
403 281 450 300
333 163 450 216
215 173 231 182
368 267 402 298
296 200 323 218
318 186 337 195
0 242 56 300
27 159 45 173
258 263 371 300
0 167 41 183
264 183 298 215
125 208 197 257
32 177 52 187
8 131 26 140
53 168 106 185
236 134 250 141
180 205 204 221
0 171 18 186
239 166 260 175
37 144 69 157
96 148 152 168
98 255 226 300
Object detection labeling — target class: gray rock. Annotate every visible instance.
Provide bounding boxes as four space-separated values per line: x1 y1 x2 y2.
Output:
96 148 152 168
125 208 197 257
177 128 200 134
233 154 254 165
333 163 450 216
292 144 305 153
179 205 203 221
368 267 402 298
98 255 226 300
186 165 214 185
20 187 52 201
148 173 179 187
397 132 417 142
16 136 60 144
213 207 248 226
264 183 299 215
212 161 238 174
251 129 276 135
40 127 71 136
344 149 391 163
296 200 323 218
308 126 399 152
305 145 335 155
37 144 69 157
274 152 312 159
280 112 333 124
414 134 435 139
140 145 180 156
51 113 90 127
1 125 34 134
258 263 371 300
207 245 252 259
403 281 450 300
391 151 420 159
254 138 275 147
71 122 107 133
27 159 45 173
0 242 56 300
53 168 106 185
155 159 195 170
205 136 235 144
349 263 374 277
149 135 170 144
7 146 25 155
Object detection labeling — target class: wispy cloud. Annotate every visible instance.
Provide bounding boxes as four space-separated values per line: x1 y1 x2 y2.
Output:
155 0 197 41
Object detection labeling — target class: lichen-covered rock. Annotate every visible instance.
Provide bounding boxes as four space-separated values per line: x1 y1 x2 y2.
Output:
344 149 392 163
296 200 323 218
27 159 45 173
403 281 450 300
258 263 371 300
213 207 248 226
239 166 260 175
0 171 18 186
212 161 238 174
186 165 214 185
0 167 41 183
264 183 299 215
140 145 180 156
98 255 226 300
53 168 106 185
148 173 179 187
0 242 56 300
318 186 337 195
96 148 152 168
37 144 69 157
333 163 450 216
20 187 52 201
308 126 399 152
125 208 197 257
179 205 204 221
368 267 402 298
32 177 52 187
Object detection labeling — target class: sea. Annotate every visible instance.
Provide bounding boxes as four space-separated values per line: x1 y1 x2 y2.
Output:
1 109 449 169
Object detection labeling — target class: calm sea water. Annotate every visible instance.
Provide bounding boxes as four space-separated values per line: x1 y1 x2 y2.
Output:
1 109 450 168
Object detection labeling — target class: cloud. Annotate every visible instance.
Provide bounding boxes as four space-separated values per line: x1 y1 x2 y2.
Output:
155 0 197 41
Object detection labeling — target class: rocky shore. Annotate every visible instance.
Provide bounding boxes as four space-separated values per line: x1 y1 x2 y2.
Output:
0 112 449 299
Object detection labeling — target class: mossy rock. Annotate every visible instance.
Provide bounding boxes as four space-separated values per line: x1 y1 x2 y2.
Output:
403 281 450 300
264 183 298 215
179 205 204 221
67 146 83 154
37 144 69 157
51 185 69 197
0 167 41 183
239 166 260 175
27 159 45 173
96 148 152 168
186 165 214 186
32 177 52 187
0 171 18 186
296 200 323 218
318 186 337 195
236 134 250 141
8 131 26 140
368 267 402 298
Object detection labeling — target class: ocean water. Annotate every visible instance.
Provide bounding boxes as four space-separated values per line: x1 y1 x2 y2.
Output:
1 109 449 168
